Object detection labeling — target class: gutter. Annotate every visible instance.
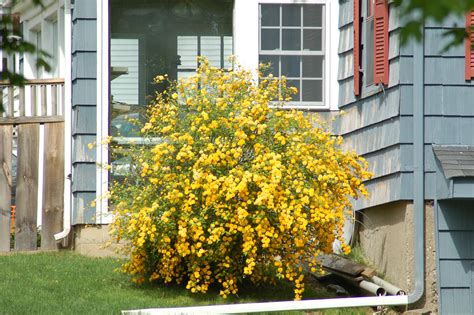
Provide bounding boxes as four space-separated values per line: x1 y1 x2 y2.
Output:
54 0 73 243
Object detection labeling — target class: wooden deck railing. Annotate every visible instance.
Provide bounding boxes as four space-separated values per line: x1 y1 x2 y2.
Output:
0 79 65 124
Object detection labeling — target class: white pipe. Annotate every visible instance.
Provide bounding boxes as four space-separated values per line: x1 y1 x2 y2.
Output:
54 0 72 242
121 296 409 315
372 276 406 296
359 280 386 296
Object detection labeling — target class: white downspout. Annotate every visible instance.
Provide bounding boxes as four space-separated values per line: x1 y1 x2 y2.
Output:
55 0 72 242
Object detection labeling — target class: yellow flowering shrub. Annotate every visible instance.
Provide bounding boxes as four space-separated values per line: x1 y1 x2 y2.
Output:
109 59 372 300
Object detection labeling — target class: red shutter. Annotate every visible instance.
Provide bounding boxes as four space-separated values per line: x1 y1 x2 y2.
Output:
353 0 361 96
11 14 21 34
465 11 474 80
373 0 389 85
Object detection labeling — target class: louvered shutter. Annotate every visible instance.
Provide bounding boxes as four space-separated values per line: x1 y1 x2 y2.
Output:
11 14 20 34
465 11 474 80
373 0 389 85
353 0 361 96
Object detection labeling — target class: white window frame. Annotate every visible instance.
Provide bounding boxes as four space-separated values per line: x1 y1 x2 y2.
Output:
16 0 65 79
233 0 339 110
98 0 340 223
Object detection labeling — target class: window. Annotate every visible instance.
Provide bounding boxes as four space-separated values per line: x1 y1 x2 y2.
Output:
365 1 375 86
259 4 325 106
177 35 233 80
354 0 389 93
109 0 233 140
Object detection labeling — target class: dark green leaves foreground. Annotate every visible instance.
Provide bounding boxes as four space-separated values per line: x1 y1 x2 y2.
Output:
0 252 369 315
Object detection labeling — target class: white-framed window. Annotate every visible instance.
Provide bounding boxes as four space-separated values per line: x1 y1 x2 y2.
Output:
259 3 325 106
14 0 65 79
233 0 339 110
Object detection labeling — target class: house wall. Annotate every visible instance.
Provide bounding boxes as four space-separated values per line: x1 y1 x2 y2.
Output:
436 199 474 314
71 0 97 224
357 201 438 311
337 1 474 313
334 0 416 210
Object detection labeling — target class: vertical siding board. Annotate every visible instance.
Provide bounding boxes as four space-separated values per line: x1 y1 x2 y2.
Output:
0 126 12 252
41 122 65 250
15 124 39 251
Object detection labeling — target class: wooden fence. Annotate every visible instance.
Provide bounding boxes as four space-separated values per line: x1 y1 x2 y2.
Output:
0 79 65 251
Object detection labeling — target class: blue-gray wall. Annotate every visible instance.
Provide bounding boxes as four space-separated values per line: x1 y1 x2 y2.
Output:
71 0 97 224
335 0 415 210
437 199 474 314
335 1 474 209
337 1 474 313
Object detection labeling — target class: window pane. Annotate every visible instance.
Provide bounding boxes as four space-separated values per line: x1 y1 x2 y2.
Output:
110 0 233 131
303 29 322 51
282 5 301 27
281 55 300 77
259 55 280 77
201 36 221 67
261 29 280 50
111 38 140 105
302 80 322 102
302 56 323 78
365 19 374 85
282 29 301 50
223 36 233 69
261 4 280 26
287 79 300 102
178 36 198 69
303 4 323 27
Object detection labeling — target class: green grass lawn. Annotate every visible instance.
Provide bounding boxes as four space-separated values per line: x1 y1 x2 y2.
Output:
0 251 371 315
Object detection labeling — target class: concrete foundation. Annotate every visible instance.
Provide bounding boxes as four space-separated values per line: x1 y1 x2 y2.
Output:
73 224 118 257
357 201 438 313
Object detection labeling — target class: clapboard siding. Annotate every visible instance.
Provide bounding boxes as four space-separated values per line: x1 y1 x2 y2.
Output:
73 106 97 134
72 163 97 192
425 57 474 85
336 0 411 208
72 192 96 225
72 80 97 105
340 117 413 156
73 135 96 163
71 0 97 224
439 260 471 287
439 231 474 259
338 0 353 28
452 179 474 198
353 173 411 209
334 87 400 135
425 85 474 116
72 20 97 52
437 201 474 314
425 117 474 144
440 288 472 315
72 52 97 79
72 0 97 20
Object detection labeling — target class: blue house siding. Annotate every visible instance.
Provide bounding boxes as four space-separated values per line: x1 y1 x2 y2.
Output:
71 0 97 224
336 0 412 209
437 200 474 314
